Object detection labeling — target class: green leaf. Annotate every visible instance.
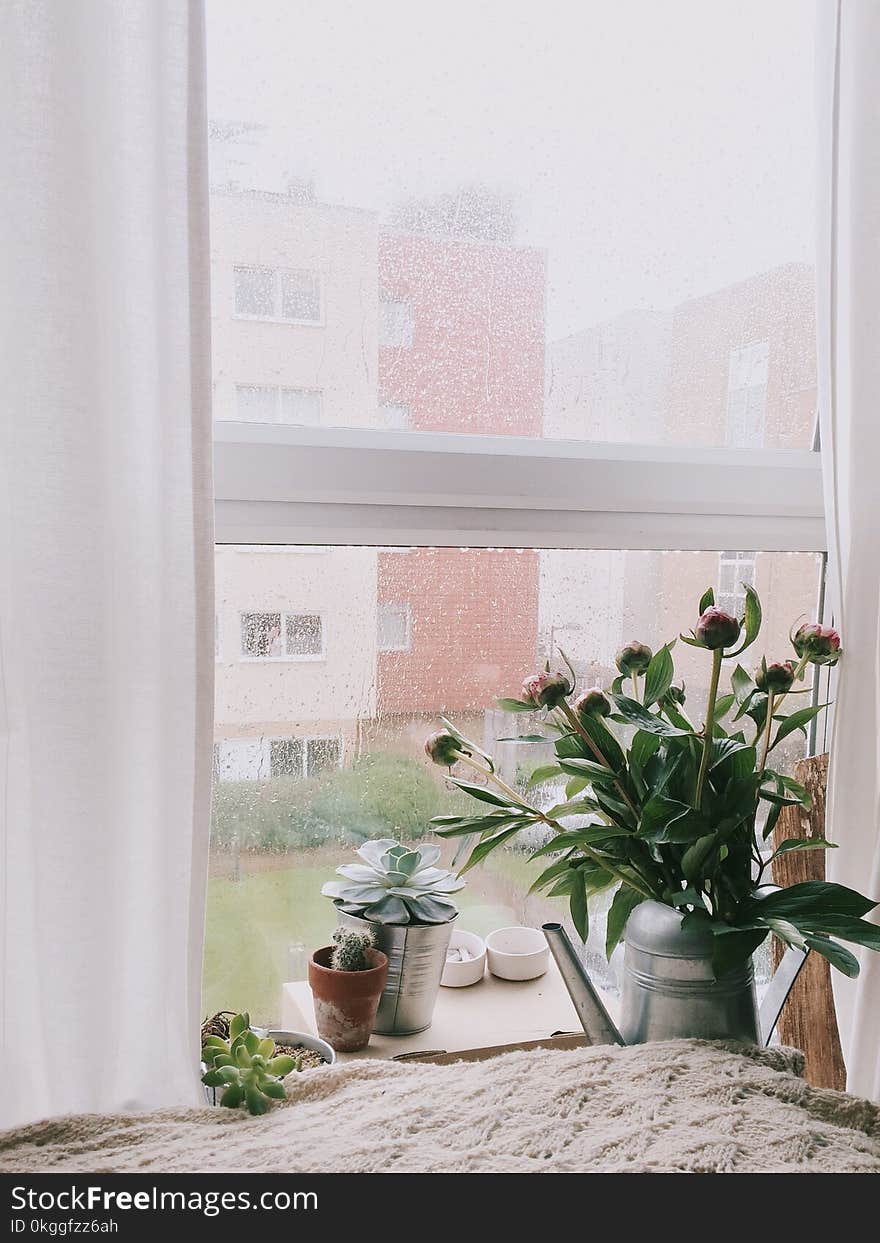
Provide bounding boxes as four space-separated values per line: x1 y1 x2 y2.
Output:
747 881 876 921
803 935 860 977
770 837 836 861
669 888 704 908
261 1080 288 1100
699 587 715 613
541 796 600 818
448 778 526 809
433 814 524 838
565 775 589 798
257 1037 275 1060
496 734 553 743
682 834 718 883
628 730 661 773
267 1054 297 1077
711 927 768 978
245 1087 270 1116
713 693 736 720
796 915 880 950
229 1013 249 1040
569 869 589 942
496 697 535 713
731 664 753 704
643 644 675 707
770 704 829 752
528 855 576 894
201 1069 226 1088
638 796 710 844
606 886 645 957
610 694 694 737
761 798 784 841
530 825 633 856
219 1084 244 1109
461 825 525 873
726 584 762 658
526 763 563 787
558 757 618 784
575 713 627 772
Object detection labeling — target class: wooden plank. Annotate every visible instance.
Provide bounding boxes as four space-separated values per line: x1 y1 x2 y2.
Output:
771 753 847 1090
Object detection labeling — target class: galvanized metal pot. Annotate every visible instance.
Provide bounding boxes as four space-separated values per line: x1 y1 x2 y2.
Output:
337 910 456 1035
619 900 759 1044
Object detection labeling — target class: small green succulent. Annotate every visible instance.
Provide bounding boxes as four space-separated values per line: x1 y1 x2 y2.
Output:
201 1012 299 1115
331 926 375 971
322 838 464 925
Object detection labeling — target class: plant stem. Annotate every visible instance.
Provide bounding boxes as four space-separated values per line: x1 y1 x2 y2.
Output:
757 689 776 774
558 701 639 819
632 673 640 702
695 647 723 810
458 755 529 809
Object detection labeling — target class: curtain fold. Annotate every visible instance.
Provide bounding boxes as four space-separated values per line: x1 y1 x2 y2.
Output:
816 0 880 1101
0 1 213 1127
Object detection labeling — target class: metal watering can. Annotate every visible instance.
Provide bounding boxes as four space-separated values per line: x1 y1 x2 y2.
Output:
544 901 808 1047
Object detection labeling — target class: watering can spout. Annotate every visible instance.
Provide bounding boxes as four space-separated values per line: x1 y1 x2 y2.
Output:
543 923 625 1046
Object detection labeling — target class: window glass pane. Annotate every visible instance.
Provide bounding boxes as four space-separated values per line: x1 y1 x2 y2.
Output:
279 388 322 425
285 613 323 657
233 265 275 318
280 270 321 322
240 611 282 657
235 384 277 421
205 545 824 1024
208 2 816 446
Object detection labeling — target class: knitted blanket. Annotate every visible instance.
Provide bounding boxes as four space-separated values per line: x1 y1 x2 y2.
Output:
2 1040 879 1173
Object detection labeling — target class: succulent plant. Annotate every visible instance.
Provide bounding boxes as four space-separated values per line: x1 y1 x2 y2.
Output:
322 839 464 925
201 1012 299 1115
330 926 375 971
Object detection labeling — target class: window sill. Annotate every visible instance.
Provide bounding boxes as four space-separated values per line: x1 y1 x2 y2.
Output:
232 314 324 328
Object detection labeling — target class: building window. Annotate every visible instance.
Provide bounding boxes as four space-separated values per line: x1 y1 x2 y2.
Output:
214 738 266 782
726 342 769 448
379 296 413 348
269 738 304 778
240 611 324 660
377 602 411 651
233 265 321 323
717 550 757 618
269 736 341 778
236 384 322 425
378 401 411 429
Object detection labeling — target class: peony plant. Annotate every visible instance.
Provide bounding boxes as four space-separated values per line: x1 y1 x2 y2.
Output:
426 587 879 978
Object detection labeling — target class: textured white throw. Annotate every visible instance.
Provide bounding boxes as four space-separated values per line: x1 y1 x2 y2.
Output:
2 1040 879 1173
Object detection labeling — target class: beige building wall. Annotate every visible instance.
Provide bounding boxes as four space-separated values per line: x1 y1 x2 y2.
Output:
210 188 379 429
214 546 378 770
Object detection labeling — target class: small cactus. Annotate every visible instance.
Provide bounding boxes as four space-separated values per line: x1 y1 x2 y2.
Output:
330 926 375 972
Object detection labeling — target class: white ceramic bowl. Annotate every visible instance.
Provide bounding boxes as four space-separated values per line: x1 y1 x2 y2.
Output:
485 926 550 981
440 929 486 987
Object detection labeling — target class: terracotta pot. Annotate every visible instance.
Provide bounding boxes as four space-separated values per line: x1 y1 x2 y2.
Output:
308 946 389 1052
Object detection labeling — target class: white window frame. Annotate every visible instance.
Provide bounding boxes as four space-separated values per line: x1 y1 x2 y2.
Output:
239 609 325 662
268 734 344 779
717 550 758 617
233 265 323 326
235 383 323 425
214 423 825 554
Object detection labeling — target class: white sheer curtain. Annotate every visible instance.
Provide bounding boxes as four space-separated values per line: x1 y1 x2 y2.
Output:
817 0 880 1101
0 1 213 1127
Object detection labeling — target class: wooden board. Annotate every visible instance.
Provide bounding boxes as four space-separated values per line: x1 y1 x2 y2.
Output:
771 753 847 1091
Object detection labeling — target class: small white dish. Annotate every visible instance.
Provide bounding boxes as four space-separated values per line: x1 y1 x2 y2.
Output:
485 926 549 981
440 929 486 987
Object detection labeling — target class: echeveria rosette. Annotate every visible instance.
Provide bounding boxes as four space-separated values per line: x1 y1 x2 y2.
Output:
322 839 464 925
427 588 873 981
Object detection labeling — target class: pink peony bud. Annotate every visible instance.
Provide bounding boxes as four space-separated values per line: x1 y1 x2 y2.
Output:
615 641 653 676
792 622 842 666
694 607 740 651
756 660 795 693
521 670 572 710
574 687 611 718
424 730 465 767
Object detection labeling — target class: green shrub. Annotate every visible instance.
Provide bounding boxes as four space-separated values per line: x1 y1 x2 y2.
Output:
210 752 470 852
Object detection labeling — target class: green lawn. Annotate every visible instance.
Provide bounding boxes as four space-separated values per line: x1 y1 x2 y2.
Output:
202 849 559 1025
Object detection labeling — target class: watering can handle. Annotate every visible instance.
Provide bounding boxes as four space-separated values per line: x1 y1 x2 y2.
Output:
759 944 809 1046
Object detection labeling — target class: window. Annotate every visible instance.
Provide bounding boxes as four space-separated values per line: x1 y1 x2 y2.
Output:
233 265 321 323
378 602 411 651
236 384 322 425
726 342 770 448
240 611 324 659
378 401 411 429
379 297 413 348
717 550 758 618
205 3 826 1026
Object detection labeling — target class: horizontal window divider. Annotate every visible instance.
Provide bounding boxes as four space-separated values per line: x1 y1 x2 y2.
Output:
214 423 826 552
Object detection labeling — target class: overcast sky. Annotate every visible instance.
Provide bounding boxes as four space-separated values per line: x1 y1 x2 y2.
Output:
206 0 816 339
